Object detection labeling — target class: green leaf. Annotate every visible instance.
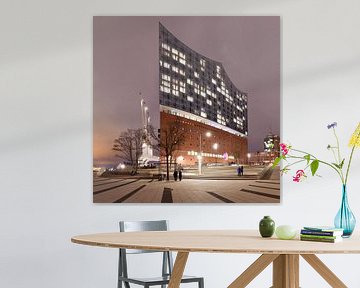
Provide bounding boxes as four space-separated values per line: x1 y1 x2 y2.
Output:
310 160 319 176
339 158 345 169
304 154 311 164
332 162 341 169
332 160 345 169
272 157 282 168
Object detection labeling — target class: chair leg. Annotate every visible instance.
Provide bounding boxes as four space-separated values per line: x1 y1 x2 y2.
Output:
199 278 204 288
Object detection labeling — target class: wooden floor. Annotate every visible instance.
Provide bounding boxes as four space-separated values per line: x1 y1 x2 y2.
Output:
93 177 280 203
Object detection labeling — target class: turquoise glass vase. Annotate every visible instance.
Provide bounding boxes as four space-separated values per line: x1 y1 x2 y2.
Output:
334 185 356 237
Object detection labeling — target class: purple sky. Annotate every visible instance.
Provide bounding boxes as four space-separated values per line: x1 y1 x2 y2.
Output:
93 16 280 167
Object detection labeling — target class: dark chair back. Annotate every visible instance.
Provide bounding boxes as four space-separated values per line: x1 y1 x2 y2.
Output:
118 220 173 288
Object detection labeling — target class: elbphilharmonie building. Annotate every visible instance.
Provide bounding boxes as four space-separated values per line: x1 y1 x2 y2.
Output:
159 23 248 166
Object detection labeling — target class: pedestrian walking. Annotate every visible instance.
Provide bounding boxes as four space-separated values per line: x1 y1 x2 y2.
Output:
241 165 244 176
173 169 178 181
178 168 183 181
237 166 241 176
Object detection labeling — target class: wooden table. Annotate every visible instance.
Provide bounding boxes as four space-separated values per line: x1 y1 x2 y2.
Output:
71 230 360 288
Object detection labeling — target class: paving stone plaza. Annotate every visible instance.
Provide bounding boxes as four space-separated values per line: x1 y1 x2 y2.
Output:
93 166 280 203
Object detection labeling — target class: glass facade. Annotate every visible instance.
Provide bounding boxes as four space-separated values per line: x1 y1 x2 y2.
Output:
159 23 248 136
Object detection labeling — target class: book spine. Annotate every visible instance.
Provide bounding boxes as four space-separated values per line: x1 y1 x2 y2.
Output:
301 230 336 236
300 237 337 243
300 234 337 240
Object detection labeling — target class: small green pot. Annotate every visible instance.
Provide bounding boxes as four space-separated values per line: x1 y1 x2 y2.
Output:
259 216 275 238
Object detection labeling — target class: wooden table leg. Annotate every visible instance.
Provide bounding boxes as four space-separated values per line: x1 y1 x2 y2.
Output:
168 252 189 288
272 254 299 288
228 254 279 288
301 254 347 288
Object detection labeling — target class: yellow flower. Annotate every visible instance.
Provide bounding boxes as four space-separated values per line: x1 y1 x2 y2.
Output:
349 122 360 148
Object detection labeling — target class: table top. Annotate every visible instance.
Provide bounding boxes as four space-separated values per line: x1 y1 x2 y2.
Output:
71 230 360 254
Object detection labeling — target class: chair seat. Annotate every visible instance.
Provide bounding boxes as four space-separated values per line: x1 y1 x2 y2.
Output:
119 275 203 285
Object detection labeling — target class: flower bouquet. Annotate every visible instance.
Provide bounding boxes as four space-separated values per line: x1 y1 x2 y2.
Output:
273 122 360 237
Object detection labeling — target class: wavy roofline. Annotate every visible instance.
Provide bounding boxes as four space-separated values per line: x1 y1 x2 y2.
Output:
159 22 247 95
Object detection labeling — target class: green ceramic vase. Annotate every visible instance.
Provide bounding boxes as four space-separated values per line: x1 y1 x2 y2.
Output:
259 216 275 238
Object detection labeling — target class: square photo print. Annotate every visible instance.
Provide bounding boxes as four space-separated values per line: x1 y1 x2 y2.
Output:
93 16 280 203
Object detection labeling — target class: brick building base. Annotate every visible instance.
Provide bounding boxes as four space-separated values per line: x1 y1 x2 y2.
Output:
160 112 248 167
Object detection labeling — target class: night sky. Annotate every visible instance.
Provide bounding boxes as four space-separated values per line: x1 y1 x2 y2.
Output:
93 16 280 167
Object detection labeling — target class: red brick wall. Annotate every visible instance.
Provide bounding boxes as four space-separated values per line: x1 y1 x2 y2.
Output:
160 112 248 166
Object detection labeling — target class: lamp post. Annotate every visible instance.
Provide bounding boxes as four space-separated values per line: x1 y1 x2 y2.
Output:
198 132 212 175
247 153 251 166
213 143 218 165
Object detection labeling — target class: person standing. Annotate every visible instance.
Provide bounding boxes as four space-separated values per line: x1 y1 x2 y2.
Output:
173 169 178 181
178 167 183 181
237 166 241 176
241 165 244 176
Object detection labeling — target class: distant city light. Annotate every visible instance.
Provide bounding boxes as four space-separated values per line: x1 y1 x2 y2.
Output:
177 156 184 162
213 143 219 150
120 164 126 169
205 131 212 137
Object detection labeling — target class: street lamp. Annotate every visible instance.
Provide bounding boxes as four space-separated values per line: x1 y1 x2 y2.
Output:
198 131 212 175
247 153 251 165
213 143 219 165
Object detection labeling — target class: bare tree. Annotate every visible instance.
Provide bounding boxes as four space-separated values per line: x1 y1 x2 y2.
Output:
112 128 144 173
149 119 186 180
232 141 242 164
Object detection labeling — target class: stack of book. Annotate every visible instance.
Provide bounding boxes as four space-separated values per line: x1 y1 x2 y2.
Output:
300 226 344 243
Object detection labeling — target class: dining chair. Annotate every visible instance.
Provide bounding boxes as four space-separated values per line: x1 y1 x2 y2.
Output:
118 220 204 288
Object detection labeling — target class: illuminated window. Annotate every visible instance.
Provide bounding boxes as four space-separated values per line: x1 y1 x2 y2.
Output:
179 69 185 76
172 48 178 55
194 71 199 78
212 78 217 85
172 80 179 96
216 66 222 78
172 66 179 73
179 81 186 93
161 80 170 87
206 99 212 106
201 111 207 118
200 86 206 97
162 74 170 81
163 62 170 69
161 43 171 51
187 96 194 102
194 83 200 94
160 86 170 93
200 59 206 71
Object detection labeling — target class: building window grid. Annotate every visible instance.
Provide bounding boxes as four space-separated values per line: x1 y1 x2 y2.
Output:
160 24 248 135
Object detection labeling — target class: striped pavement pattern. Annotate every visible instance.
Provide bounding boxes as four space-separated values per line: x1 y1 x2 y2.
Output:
93 177 280 203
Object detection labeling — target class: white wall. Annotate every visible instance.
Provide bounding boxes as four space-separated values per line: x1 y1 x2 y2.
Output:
1 0 360 287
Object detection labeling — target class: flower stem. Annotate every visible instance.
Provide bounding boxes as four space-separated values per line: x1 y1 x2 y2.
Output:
286 154 344 183
333 128 342 164
345 129 360 185
345 145 356 185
